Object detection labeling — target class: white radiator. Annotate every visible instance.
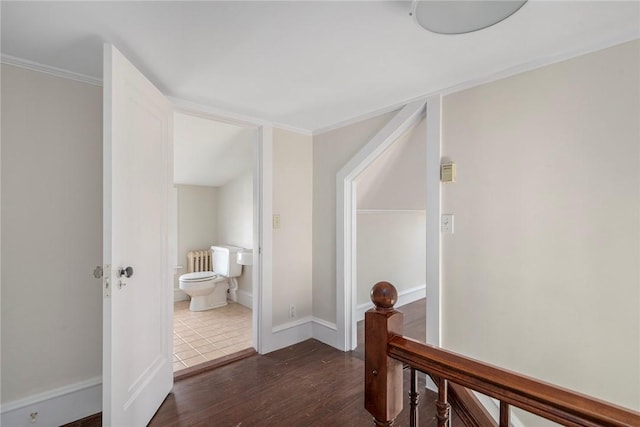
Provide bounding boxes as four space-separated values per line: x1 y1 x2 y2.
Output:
187 249 212 273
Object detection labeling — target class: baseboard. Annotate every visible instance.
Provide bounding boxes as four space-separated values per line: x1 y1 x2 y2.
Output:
236 289 253 309
0 377 102 427
355 284 426 322
263 316 339 354
265 317 313 353
311 317 337 348
174 288 188 302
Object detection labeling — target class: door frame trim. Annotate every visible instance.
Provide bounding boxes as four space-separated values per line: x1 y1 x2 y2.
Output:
169 100 272 355
335 97 442 351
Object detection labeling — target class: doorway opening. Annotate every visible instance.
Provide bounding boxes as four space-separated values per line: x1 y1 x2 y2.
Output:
171 112 258 373
336 97 442 352
353 116 428 352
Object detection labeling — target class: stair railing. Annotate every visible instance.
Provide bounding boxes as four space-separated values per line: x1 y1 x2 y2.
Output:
364 281 640 427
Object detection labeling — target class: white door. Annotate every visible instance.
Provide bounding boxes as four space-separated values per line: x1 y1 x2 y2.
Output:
102 43 173 426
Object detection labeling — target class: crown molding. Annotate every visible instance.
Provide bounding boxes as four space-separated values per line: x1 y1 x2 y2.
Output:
3 32 638 136
439 32 640 97
312 33 640 136
1 53 102 86
168 96 313 136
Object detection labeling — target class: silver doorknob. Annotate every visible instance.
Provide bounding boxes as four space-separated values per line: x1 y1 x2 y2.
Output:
118 266 134 278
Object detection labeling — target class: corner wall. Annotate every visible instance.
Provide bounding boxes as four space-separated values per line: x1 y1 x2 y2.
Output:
441 40 640 422
355 118 427 314
311 111 396 324
272 129 313 328
174 184 218 297
217 171 253 305
1 64 102 424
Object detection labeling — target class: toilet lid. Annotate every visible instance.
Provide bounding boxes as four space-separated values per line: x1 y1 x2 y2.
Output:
180 271 217 282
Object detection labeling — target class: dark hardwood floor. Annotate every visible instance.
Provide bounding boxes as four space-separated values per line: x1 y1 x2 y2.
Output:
66 299 455 426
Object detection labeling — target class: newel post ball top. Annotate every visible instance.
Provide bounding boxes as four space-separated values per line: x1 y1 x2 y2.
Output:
370 281 398 311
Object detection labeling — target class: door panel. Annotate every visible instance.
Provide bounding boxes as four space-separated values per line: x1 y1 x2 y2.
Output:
103 43 173 426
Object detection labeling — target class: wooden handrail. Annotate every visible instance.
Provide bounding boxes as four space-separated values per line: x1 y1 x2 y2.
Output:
364 282 640 427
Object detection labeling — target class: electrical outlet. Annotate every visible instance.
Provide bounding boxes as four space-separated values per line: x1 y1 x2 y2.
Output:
289 304 295 318
441 214 454 234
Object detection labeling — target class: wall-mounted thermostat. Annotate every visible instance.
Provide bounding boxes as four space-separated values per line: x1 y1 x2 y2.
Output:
441 162 456 183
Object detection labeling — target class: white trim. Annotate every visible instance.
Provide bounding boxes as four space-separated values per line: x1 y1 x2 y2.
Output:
357 209 426 215
266 317 313 353
312 316 337 331
336 100 427 352
1 54 102 86
257 126 273 355
312 317 338 348
3 35 637 136
167 107 271 356
264 317 339 352
167 96 313 136
354 284 427 323
236 289 253 309
311 34 639 136
425 95 443 348
1 377 101 426
440 32 640 97
272 316 312 333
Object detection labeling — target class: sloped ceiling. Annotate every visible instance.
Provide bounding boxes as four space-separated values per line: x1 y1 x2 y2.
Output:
174 113 254 187
1 1 639 132
357 118 427 210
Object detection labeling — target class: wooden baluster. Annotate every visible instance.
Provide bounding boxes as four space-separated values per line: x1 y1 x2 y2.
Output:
365 282 404 426
436 378 451 427
500 401 510 427
409 367 419 427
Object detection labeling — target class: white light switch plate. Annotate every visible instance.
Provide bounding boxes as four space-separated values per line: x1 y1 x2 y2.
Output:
441 214 454 234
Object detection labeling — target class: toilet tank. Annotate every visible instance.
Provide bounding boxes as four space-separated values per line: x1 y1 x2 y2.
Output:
211 245 243 278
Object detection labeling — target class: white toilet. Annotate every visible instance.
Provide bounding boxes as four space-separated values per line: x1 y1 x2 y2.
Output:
179 245 243 312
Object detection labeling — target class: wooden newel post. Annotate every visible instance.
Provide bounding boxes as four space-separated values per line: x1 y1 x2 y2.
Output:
365 282 404 426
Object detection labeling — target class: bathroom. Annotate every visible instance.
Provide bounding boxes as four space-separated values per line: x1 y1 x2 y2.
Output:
172 112 256 372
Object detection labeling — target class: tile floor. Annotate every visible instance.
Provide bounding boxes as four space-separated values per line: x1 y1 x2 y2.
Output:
173 301 253 372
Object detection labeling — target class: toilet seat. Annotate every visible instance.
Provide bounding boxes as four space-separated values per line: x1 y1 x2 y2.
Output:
179 271 218 282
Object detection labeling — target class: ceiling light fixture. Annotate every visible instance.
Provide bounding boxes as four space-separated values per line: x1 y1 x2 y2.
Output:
411 0 528 35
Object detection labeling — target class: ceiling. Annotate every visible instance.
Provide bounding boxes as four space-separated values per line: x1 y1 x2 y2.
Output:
174 113 254 187
1 1 639 133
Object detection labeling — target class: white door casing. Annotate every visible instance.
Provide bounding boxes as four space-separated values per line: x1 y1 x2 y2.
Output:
103 43 173 426
335 98 442 352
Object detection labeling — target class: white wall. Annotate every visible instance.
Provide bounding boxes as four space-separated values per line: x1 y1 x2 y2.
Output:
217 170 253 301
356 212 426 306
441 39 640 424
174 184 218 296
312 111 396 323
1 64 102 416
357 118 427 211
272 128 313 327
355 118 427 310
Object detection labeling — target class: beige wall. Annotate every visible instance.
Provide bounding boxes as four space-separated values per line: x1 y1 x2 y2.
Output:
1 65 103 402
312 111 396 323
175 184 218 291
217 170 253 296
357 118 426 210
272 128 313 326
441 39 640 422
